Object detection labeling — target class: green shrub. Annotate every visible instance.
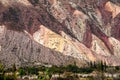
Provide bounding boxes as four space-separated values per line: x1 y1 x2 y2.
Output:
5 75 15 80
79 68 93 74
0 75 15 80
18 68 25 78
28 67 38 75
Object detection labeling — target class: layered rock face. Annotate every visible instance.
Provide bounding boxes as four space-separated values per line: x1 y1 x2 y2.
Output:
0 0 120 67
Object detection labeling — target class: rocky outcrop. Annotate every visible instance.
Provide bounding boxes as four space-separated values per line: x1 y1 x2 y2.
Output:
0 0 120 67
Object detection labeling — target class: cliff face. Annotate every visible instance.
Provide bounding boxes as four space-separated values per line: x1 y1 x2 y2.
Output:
0 0 120 67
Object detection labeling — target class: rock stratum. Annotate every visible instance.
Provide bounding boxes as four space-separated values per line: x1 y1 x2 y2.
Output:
0 0 120 67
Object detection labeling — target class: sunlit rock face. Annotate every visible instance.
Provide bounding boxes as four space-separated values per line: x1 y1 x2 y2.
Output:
33 25 96 63
109 37 120 56
0 25 80 68
105 1 120 19
91 34 111 56
0 0 120 67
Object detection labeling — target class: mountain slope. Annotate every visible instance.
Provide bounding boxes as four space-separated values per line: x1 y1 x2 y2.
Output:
0 0 120 67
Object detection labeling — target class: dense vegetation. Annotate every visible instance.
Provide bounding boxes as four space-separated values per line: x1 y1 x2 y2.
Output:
0 61 120 80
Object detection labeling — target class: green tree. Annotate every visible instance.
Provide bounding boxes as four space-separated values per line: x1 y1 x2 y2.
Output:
0 62 4 73
103 61 107 71
115 66 120 71
101 61 104 71
96 61 105 80
27 67 38 75
12 63 16 72
90 61 93 68
65 65 79 73
0 62 5 80
45 68 52 80
12 63 17 80
19 68 25 78
93 61 97 69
